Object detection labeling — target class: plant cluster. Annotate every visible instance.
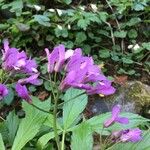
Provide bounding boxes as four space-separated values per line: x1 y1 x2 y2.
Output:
0 0 149 76
0 40 149 150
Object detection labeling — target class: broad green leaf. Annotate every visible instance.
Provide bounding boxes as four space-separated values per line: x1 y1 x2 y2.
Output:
71 122 93 150
63 88 87 129
5 111 20 145
12 97 50 150
33 15 50 27
114 30 127 38
0 133 5 150
127 17 141 26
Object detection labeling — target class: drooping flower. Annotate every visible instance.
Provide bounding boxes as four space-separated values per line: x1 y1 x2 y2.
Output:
104 105 129 128
120 128 142 142
0 84 8 100
15 83 32 103
18 73 42 85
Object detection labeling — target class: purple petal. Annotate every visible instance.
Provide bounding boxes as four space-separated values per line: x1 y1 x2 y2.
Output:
115 117 129 124
104 118 115 128
15 83 32 103
0 84 8 100
112 105 122 118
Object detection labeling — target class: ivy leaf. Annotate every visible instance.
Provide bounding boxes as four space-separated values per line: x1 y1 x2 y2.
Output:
33 15 50 27
114 30 127 38
99 50 110 58
128 29 138 39
127 17 141 26
12 96 50 150
71 122 93 150
122 57 134 64
63 88 87 130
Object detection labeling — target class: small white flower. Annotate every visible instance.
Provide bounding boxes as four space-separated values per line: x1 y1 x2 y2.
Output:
34 5 41 11
48 9 55 12
128 45 133 49
90 4 98 12
57 25 63 30
67 24 71 30
57 9 63 16
79 6 85 10
133 44 140 51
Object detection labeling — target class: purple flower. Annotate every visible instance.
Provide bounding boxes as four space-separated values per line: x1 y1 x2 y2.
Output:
120 128 142 142
15 83 32 103
18 73 42 85
0 84 8 100
104 105 129 128
1 39 38 75
45 44 65 73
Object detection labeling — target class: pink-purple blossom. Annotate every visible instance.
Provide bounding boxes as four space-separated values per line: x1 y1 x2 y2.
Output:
15 83 32 103
111 128 142 143
0 84 8 100
104 105 129 128
1 39 38 75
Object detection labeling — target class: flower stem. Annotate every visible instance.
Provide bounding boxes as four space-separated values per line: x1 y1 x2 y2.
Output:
61 131 66 150
53 96 61 150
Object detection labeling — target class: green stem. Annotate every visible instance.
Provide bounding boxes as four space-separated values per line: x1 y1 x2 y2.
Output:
0 116 5 121
53 94 61 150
61 131 66 150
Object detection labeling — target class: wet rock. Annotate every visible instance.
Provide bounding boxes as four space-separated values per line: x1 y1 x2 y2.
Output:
88 81 150 117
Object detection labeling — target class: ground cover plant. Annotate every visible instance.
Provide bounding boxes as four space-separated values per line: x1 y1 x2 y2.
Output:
0 0 150 150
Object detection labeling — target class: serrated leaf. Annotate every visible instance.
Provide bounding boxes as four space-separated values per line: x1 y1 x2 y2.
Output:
77 19 89 30
63 88 87 129
5 111 20 145
0 133 5 150
71 122 93 150
12 97 50 150
122 57 133 64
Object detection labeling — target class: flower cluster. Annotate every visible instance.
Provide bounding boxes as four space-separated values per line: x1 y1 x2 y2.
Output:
1 39 41 102
104 105 142 143
45 45 116 95
1 41 115 102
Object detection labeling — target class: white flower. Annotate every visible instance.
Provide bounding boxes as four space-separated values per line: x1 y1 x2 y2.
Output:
34 5 41 11
57 9 63 16
90 4 98 12
57 25 63 30
133 44 140 51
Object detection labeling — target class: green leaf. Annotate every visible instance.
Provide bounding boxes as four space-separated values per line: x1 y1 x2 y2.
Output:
75 32 87 44
77 19 89 30
63 88 87 130
63 0 72 4
71 122 93 150
0 133 5 150
37 131 62 150
33 15 50 27
54 27 68 38
122 57 133 64
5 111 20 145
0 24 9 30
128 29 138 39
4 87 14 105
127 17 141 26
99 50 110 58
12 97 50 150
142 42 150 51
114 30 127 38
